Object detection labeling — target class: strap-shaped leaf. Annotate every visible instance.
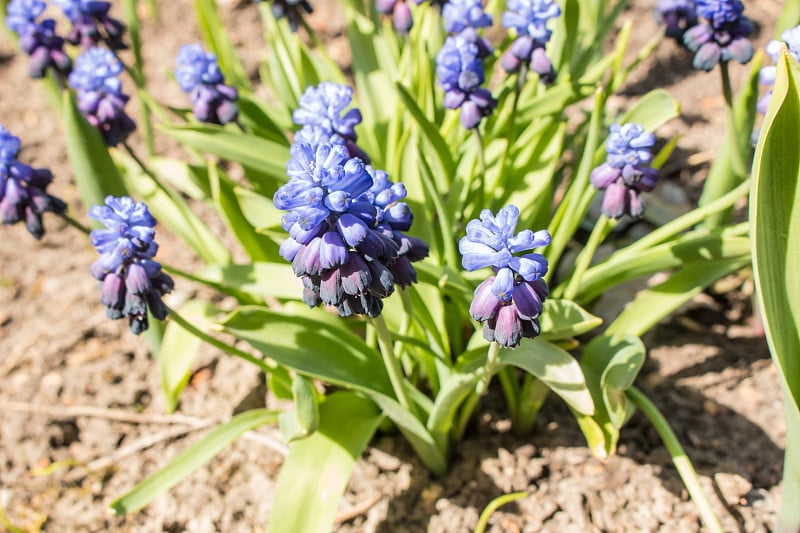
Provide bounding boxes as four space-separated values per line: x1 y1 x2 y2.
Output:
110 409 279 514
498 339 594 415
538 299 603 340
751 47 800 412
266 393 381 533
159 124 289 183
159 300 218 413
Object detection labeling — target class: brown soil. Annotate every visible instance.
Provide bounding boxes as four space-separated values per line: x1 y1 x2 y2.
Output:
0 0 787 531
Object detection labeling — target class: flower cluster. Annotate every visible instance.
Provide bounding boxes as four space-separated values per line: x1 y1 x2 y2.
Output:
292 82 368 161
51 0 126 50
436 34 497 129
654 0 697 41
256 0 313 32
175 44 239 126
442 0 493 58
681 0 753 71
89 196 174 334
68 47 136 146
275 84 427 318
6 0 72 78
590 123 659 219
459 205 550 348
0 125 66 238
501 0 561 82
757 25 800 115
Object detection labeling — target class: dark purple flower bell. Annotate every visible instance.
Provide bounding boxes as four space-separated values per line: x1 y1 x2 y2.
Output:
175 44 239 126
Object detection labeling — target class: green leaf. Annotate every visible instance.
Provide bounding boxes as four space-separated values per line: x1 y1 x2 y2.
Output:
220 306 393 395
266 393 381 533
159 300 218 413
234 187 284 230
62 91 126 210
606 257 750 338
196 262 304 300
110 409 279 514
208 162 280 261
620 89 680 133
539 299 603 340
582 334 645 429
751 47 800 412
279 374 320 443
194 0 251 90
498 339 594 415
159 124 289 183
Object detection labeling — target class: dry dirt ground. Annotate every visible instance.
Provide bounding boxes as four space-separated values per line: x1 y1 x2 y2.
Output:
0 0 790 531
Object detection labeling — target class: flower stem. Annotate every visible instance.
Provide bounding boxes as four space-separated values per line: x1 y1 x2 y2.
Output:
164 305 274 375
475 341 501 396
474 128 488 206
720 62 748 180
57 211 91 235
372 315 413 410
627 386 724 533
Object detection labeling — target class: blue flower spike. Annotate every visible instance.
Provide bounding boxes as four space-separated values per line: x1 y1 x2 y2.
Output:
6 0 72 79
175 44 239 126
436 35 497 129
442 0 493 58
501 0 561 82
459 205 551 348
68 47 136 146
590 123 659 219
275 92 428 318
0 125 67 239
682 0 753 71
89 196 174 335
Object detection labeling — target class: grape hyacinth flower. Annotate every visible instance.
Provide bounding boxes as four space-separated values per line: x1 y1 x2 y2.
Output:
6 0 72 79
175 44 239 126
68 47 136 146
51 0 126 49
655 0 698 41
459 205 550 348
501 0 561 82
682 0 753 71
89 196 174 334
590 123 659 219
255 0 313 32
436 34 497 129
274 134 425 318
293 82 368 161
442 0 493 58
0 125 67 238
757 25 800 115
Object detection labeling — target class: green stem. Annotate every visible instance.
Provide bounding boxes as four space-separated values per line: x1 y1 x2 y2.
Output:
122 141 159 183
720 62 748 180
497 366 520 421
474 129 487 206
474 491 528 533
475 342 501 396
627 386 724 533
58 211 91 235
454 342 503 440
562 215 614 300
164 305 273 375
371 315 413 410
